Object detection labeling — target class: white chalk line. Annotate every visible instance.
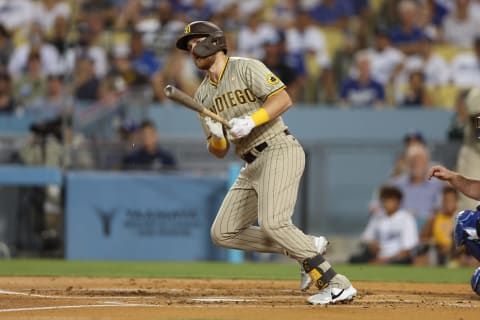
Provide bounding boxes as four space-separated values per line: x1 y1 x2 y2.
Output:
0 289 155 300
1 288 478 310
0 303 157 313
30 287 299 294
191 298 257 302
0 302 475 313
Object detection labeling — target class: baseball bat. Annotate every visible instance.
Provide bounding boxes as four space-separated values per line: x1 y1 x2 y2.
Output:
164 85 232 129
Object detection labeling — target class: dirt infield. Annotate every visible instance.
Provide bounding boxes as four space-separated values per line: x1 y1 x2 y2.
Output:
0 277 478 320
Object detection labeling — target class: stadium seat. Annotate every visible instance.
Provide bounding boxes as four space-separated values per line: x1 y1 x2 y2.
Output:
319 26 344 61
432 84 459 110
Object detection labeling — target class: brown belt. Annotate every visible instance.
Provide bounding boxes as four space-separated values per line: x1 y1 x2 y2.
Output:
241 129 291 164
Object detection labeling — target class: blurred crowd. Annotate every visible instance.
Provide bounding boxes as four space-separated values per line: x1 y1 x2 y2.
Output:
1 0 480 116
350 127 479 268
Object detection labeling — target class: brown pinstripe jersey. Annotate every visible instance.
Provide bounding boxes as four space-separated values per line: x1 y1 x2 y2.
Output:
194 57 288 156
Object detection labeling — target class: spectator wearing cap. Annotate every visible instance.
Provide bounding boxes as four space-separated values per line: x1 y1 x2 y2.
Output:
339 51 385 108
389 0 426 55
366 25 405 87
442 0 480 49
390 130 427 178
122 120 177 171
450 37 480 88
455 88 480 210
0 72 17 114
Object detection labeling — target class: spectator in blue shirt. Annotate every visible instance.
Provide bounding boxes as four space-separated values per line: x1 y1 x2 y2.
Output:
339 51 385 108
390 143 443 230
122 120 177 171
130 31 160 79
389 0 425 55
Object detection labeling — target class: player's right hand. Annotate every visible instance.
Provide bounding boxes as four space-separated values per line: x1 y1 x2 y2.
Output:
205 117 224 139
229 116 255 139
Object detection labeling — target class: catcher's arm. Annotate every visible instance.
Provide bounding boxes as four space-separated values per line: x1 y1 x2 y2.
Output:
429 165 480 200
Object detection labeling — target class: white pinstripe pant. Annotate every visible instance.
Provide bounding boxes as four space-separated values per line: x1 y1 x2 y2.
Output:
210 133 318 262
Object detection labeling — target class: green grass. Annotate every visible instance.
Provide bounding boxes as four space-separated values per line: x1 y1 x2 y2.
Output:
0 259 475 284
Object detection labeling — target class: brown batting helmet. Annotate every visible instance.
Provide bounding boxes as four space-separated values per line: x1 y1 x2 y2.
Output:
176 21 227 57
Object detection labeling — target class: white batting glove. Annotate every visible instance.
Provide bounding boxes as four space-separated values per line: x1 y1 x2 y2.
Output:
229 116 255 139
205 117 224 139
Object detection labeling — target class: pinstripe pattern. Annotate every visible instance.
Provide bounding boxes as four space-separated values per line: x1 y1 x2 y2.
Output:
196 56 317 262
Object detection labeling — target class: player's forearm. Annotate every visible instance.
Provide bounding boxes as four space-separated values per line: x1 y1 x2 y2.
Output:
260 89 292 122
208 137 229 158
450 173 480 201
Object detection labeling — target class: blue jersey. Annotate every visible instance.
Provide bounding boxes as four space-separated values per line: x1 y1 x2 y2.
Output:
454 210 480 261
389 26 424 45
340 78 385 107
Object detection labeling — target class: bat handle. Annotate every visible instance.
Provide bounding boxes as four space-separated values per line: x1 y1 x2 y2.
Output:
204 110 232 129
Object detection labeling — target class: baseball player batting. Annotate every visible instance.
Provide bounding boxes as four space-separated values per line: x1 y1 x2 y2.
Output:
175 21 356 305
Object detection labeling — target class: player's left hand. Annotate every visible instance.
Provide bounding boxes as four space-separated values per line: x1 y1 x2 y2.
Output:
229 116 255 139
205 117 224 139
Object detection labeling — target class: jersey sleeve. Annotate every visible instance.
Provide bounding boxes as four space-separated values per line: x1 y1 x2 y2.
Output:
242 59 286 102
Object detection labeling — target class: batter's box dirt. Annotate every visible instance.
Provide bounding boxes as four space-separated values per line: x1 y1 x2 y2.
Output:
0 277 478 320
